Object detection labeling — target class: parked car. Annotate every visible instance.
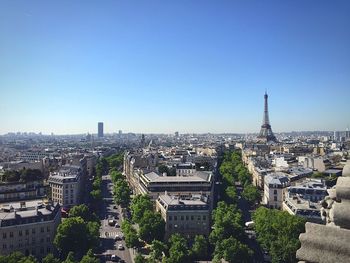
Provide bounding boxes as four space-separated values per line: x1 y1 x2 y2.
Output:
108 219 115 226
118 244 124 250
115 222 120 228
111 254 118 262
115 234 122 240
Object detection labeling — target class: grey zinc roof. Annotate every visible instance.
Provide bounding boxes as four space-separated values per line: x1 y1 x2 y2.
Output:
265 173 290 186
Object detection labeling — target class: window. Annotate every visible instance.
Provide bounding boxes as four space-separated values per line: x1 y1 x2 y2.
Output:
169 216 172 221
9 232 13 238
174 216 177 221
186 215 189 220
274 196 277 201
3 244 6 249
47 247 51 253
46 237 50 242
274 190 277 195
2 233 6 239
47 227 50 232
41 227 44 233
180 216 184 221
203 215 206 220
32 228 36 234
40 247 44 254
19 230 22 236
191 216 194 220
25 230 29 236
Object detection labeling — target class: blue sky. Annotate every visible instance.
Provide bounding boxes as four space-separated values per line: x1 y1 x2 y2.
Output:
0 1 349 134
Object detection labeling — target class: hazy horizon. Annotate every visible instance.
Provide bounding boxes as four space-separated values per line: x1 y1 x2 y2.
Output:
1 1 349 134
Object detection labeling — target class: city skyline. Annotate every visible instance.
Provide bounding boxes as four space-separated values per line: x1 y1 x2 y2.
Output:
1 1 350 134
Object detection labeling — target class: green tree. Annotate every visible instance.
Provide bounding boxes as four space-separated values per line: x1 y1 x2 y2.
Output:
69 204 99 223
121 220 139 248
42 254 60 263
253 207 306 263
242 184 260 205
62 252 76 263
225 186 238 204
79 249 99 263
139 211 165 243
150 240 167 262
134 253 147 263
213 237 252 263
209 202 244 244
190 235 208 260
18 256 38 263
113 180 131 207
110 170 123 183
167 234 189 263
54 217 99 258
0 251 25 263
130 194 153 223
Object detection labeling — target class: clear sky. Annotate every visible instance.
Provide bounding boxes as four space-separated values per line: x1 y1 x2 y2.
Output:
0 1 349 135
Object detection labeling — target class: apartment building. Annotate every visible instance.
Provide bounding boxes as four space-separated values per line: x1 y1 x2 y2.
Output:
0 180 46 203
48 165 82 208
156 193 210 239
0 199 61 258
263 172 290 209
283 179 328 222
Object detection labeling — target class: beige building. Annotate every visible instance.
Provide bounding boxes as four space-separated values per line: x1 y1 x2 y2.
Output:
0 199 61 258
48 165 82 208
0 180 46 203
156 193 210 239
263 172 290 209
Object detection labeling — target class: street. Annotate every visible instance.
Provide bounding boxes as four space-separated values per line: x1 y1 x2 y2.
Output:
97 174 133 263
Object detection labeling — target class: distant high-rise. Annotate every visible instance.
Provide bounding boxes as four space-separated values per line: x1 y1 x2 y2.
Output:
98 122 104 138
258 92 277 143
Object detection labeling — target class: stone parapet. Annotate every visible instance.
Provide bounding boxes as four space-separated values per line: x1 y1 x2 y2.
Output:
297 222 350 263
297 164 350 263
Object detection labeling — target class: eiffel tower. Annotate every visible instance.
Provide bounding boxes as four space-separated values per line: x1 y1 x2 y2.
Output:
258 92 277 143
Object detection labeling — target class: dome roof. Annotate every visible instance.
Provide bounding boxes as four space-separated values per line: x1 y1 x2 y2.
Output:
342 161 350 177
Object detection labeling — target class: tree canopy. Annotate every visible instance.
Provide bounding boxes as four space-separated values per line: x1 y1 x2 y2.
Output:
138 211 165 243
113 180 131 207
253 207 306 263
54 217 100 258
130 194 153 223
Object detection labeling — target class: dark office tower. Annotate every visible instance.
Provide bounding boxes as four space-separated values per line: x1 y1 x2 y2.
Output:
98 122 104 138
258 92 277 143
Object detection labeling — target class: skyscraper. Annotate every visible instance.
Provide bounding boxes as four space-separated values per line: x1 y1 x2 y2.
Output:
258 92 277 143
98 122 104 138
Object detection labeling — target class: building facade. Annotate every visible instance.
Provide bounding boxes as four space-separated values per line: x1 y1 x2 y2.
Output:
48 165 82 208
98 122 104 138
156 193 210 239
263 172 290 209
0 200 61 258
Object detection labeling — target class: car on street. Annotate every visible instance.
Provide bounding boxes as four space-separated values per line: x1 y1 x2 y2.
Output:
113 205 118 209
108 219 116 226
115 222 120 228
111 254 118 262
118 244 124 250
115 233 122 240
